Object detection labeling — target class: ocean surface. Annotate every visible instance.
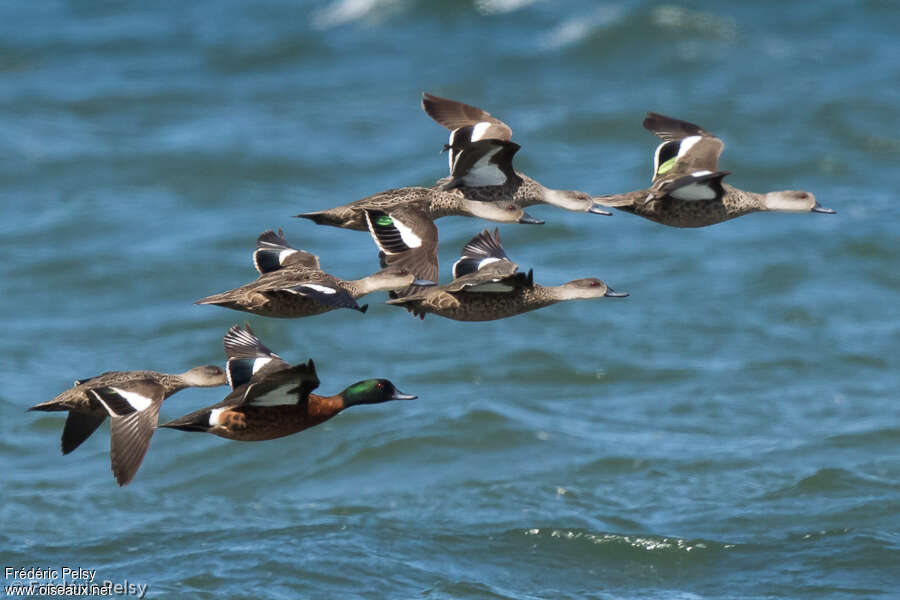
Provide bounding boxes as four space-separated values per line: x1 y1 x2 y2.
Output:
2 1 898 598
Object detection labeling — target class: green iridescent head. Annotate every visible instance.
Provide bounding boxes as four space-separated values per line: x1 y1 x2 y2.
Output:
342 379 416 407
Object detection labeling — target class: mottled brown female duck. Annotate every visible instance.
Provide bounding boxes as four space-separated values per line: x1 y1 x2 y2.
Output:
363 208 627 321
159 324 415 441
421 93 611 216
28 364 226 485
296 185 544 231
592 112 835 227
196 229 431 318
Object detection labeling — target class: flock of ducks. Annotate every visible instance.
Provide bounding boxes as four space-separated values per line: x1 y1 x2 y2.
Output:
29 93 835 486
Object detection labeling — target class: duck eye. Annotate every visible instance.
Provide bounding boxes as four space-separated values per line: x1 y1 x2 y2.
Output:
377 382 384 389
590 281 599 287
506 204 516 211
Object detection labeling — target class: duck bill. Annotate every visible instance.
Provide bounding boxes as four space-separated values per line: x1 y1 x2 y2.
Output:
604 288 629 298
811 202 836 214
518 212 545 225
391 390 417 401
587 204 613 216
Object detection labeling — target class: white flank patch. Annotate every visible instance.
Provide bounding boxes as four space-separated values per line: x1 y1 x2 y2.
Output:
252 357 272 374
468 281 513 292
209 407 225 426
462 147 506 187
471 121 492 141
111 387 152 412
392 217 423 249
691 170 712 177
671 182 716 201
300 284 337 295
677 135 702 158
250 387 296 407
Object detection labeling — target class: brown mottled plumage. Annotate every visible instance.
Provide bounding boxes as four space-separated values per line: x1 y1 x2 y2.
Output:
362 216 627 321
593 112 835 227
296 186 543 232
422 92 609 215
28 365 227 485
196 229 424 318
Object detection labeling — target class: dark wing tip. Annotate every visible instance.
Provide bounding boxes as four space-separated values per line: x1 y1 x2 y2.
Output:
643 112 708 140
223 323 278 360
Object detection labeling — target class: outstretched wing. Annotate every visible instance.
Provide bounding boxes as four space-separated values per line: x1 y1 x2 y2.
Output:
649 170 731 202
223 323 289 389
422 93 515 174
445 265 531 294
233 360 320 408
421 93 513 140
441 140 521 190
364 207 439 289
88 380 166 486
283 278 366 313
451 228 512 278
253 229 321 274
643 112 724 184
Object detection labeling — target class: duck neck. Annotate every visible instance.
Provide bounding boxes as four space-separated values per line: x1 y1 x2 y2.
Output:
540 186 593 212
428 190 466 218
521 285 561 308
306 393 346 425
346 271 408 296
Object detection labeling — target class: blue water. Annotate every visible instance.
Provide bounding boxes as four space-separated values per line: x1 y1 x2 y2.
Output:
2 1 898 598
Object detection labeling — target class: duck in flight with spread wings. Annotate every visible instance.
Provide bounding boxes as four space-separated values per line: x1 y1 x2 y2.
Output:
592 112 835 227
195 229 433 318
421 92 611 217
362 207 627 322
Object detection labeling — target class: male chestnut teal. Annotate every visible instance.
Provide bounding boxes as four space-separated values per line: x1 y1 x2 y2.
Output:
28 365 226 485
196 229 431 318
421 93 611 216
159 324 416 441
592 112 835 227
362 210 627 321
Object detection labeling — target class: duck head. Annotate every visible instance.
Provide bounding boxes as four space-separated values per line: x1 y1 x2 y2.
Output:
342 379 417 407
762 190 835 214
179 365 228 387
554 278 629 301
463 200 544 225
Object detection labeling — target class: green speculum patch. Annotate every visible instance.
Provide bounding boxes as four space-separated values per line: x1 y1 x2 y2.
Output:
656 157 677 176
376 216 393 226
